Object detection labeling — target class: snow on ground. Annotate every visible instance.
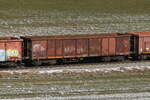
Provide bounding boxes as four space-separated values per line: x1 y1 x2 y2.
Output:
0 62 150 75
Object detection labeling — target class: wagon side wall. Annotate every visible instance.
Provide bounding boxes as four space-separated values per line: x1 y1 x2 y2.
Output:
0 40 23 62
31 40 47 59
128 32 150 55
138 36 150 54
26 34 131 60
115 36 130 55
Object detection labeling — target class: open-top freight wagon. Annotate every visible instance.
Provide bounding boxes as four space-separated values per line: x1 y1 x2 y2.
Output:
129 32 150 60
0 37 23 65
21 33 131 65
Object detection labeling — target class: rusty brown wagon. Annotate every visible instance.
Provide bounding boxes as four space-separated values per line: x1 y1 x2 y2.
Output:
0 37 23 65
128 32 150 60
21 33 131 65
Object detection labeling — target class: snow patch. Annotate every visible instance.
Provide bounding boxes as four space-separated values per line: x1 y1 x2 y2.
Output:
0 65 150 75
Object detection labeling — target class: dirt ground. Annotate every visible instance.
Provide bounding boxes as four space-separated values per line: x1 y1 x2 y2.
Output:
0 62 150 99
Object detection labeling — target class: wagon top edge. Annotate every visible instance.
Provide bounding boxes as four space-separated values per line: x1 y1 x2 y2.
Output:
0 37 23 41
128 32 150 37
21 33 131 40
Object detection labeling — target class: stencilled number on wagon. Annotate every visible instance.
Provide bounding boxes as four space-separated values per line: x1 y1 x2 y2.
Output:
7 49 19 57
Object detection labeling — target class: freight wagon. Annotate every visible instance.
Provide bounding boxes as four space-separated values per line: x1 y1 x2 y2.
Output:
0 37 23 65
21 33 131 65
129 32 150 60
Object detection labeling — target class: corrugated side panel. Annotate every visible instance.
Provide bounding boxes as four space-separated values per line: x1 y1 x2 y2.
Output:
99 37 116 56
48 40 55 57
108 38 116 55
101 38 109 56
76 39 88 57
55 39 63 57
63 40 76 57
116 37 130 55
32 40 47 59
89 39 100 56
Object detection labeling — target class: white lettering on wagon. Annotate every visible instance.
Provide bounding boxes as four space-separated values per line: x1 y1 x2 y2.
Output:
146 48 149 51
64 48 75 54
77 48 84 54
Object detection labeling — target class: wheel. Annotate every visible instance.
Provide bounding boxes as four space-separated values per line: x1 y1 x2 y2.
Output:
32 60 42 66
56 59 63 65
139 55 147 60
102 57 111 62
118 56 125 61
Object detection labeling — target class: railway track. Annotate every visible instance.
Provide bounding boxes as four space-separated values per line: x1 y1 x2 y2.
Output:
1 60 150 71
